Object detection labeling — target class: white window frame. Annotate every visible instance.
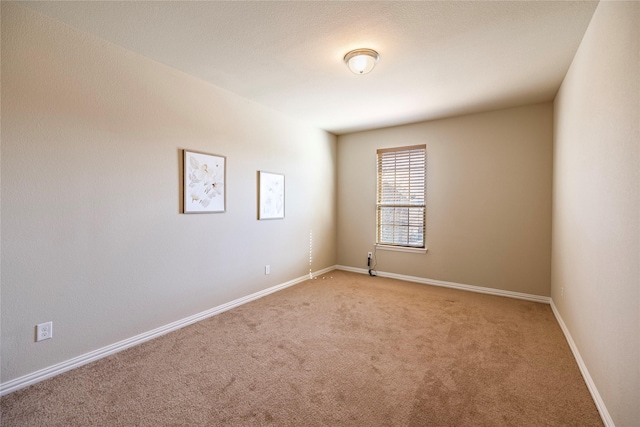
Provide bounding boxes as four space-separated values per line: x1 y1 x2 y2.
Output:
376 145 426 251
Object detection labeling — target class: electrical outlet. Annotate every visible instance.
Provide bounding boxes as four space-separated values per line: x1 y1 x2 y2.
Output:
561 287 564 298
265 265 270 275
367 252 372 258
36 321 53 342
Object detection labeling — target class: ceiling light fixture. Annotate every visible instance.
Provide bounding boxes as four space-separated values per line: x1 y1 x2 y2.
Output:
344 48 380 75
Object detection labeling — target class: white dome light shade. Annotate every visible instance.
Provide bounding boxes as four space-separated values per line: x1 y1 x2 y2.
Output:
344 49 380 75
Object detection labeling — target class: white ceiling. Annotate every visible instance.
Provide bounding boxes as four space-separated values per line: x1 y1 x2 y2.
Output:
21 1 599 135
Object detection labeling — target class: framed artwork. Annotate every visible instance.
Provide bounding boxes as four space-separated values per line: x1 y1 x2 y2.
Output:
184 150 226 213
258 171 285 220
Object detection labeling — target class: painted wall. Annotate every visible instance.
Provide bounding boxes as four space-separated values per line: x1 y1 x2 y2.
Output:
1 4 336 383
552 1 639 425
337 103 553 297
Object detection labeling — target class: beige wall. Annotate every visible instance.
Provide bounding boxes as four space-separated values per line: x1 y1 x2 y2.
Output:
337 103 553 297
1 4 336 383
552 1 640 425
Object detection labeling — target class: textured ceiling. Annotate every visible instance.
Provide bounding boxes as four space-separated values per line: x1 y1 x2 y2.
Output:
21 1 599 134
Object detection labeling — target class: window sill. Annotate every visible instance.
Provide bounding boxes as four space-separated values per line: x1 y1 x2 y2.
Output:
375 245 428 254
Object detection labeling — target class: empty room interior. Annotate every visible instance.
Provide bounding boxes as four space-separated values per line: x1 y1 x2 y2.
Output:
1 1 638 426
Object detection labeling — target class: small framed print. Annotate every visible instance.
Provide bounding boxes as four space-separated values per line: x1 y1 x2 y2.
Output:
258 171 285 220
184 150 226 213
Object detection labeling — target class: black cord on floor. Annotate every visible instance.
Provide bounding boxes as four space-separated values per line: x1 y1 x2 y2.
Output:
368 247 377 276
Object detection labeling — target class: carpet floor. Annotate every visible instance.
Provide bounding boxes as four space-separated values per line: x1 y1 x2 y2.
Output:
1 270 602 426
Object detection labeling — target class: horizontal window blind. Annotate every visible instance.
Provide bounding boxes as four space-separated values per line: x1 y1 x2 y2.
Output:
376 145 426 248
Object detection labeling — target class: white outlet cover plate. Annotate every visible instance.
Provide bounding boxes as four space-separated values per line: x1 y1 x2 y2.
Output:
36 321 53 342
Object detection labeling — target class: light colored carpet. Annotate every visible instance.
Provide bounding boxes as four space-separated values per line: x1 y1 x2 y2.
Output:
1 270 602 426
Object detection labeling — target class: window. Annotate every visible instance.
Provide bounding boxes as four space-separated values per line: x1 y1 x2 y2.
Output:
376 145 426 249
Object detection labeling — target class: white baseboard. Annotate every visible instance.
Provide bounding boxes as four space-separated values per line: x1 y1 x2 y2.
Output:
0 265 336 397
336 265 551 304
550 300 614 427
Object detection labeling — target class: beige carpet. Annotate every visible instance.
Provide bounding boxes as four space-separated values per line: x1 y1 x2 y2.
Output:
1 270 602 426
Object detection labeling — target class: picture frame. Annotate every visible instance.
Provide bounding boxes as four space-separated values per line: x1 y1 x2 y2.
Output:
258 171 285 220
183 150 226 213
